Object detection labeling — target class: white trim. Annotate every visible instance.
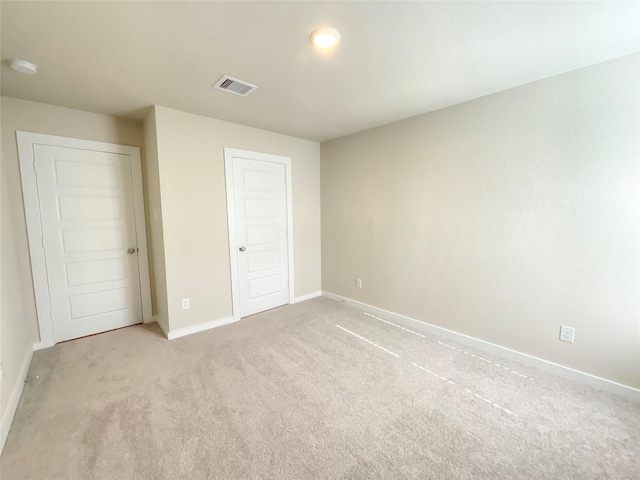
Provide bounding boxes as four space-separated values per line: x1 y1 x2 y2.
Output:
224 151 241 322
322 291 640 401
156 318 170 337
16 132 153 346
224 148 294 321
32 341 54 351
1 343 35 454
129 145 153 324
150 316 169 339
166 317 237 340
285 160 295 309
291 291 322 304
17 133 54 345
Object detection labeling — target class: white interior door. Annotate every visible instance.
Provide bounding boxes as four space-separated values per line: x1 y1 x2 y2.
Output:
34 145 143 342
230 155 290 317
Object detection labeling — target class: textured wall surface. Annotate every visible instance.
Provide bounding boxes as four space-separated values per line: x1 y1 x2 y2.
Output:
321 54 640 388
151 106 321 331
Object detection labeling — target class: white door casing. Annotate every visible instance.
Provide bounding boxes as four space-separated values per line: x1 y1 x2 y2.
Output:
17 132 152 348
224 148 294 319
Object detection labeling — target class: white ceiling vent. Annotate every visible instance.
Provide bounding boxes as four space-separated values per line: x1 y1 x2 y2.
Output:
213 75 258 97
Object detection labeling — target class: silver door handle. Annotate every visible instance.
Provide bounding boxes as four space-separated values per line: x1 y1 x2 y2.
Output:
127 248 136 254
239 246 246 252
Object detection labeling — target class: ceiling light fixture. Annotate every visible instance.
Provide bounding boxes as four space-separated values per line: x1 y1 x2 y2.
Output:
10 59 38 75
310 27 340 49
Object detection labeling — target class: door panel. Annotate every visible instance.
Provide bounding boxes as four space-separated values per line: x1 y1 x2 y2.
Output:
68 288 128 319
246 224 279 245
65 258 125 286
62 227 124 253
232 157 289 317
247 250 280 273
248 274 282 298
244 198 278 217
58 196 122 219
34 145 142 342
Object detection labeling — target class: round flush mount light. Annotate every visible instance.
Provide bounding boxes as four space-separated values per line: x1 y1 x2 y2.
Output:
310 27 341 49
10 59 38 75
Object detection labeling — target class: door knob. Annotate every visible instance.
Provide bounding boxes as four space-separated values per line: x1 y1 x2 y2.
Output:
239 246 246 252
127 248 136 254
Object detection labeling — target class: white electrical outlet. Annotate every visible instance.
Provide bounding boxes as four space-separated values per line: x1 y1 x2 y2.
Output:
181 298 190 310
356 278 363 289
560 325 575 343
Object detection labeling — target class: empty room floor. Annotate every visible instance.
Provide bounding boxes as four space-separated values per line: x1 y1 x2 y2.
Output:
1 297 638 479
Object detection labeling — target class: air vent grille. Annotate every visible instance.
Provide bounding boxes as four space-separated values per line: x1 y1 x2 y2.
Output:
213 75 258 97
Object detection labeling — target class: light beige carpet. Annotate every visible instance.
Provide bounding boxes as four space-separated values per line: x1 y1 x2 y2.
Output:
1 297 638 479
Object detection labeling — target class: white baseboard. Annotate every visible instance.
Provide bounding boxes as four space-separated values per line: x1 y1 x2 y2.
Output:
322 291 640 401
147 315 169 339
151 316 168 338
166 316 237 340
1 342 35 454
32 340 54 351
164 291 322 339
162 292 322 340
291 291 322 304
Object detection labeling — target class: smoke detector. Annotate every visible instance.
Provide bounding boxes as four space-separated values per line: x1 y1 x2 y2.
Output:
213 75 258 97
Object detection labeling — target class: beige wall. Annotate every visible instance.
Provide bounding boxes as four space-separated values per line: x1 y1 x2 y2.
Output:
150 106 321 332
0 96 146 422
321 54 640 388
143 108 169 333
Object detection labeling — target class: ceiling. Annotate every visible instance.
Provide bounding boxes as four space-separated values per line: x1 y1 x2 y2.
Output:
2 1 639 142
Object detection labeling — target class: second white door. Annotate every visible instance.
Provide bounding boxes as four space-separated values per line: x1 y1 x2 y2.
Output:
229 153 290 317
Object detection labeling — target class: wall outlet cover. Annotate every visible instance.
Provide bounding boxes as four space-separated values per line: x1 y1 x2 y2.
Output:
560 325 575 343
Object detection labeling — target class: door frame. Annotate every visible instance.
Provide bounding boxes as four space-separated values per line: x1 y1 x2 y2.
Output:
17 132 153 349
224 148 294 321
